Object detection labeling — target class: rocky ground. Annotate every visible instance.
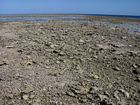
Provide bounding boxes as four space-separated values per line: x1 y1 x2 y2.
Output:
0 20 140 105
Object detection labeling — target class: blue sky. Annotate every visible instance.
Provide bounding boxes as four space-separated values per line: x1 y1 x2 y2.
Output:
0 0 140 16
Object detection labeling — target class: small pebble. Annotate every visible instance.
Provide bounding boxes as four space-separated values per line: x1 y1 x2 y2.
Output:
23 86 34 93
136 76 140 82
133 64 138 68
30 94 35 99
133 69 140 75
93 75 100 79
79 39 84 43
56 61 60 64
22 95 28 100
113 67 120 71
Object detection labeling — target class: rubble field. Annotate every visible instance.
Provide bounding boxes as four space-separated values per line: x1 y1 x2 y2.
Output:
0 20 140 105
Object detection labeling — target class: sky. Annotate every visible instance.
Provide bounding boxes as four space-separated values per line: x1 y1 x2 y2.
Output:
0 0 140 16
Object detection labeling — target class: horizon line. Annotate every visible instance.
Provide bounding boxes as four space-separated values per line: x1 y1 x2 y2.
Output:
0 13 140 17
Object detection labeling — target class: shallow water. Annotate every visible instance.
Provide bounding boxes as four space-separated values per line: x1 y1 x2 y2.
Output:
0 15 140 33
0 16 84 22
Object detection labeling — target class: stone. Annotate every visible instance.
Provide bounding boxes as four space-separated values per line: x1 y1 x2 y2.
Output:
32 102 39 105
121 36 127 39
7 94 14 99
133 64 138 68
138 102 140 105
66 91 75 97
98 94 108 100
91 74 100 79
6 46 15 48
70 86 90 95
118 89 130 98
79 39 85 43
56 61 60 64
77 87 89 95
50 44 58 49
93 56 98 59
118 98 127 105
136 76 140 82
87 32 93 35
110 27 116 30
23 86 34 93
99 100 111 105
114 91 120 100
113 67 120 71
26 61 33 66
36 99 41 103
96 44 109 50
22 95 28 100
133 69 140 75
58 52 65 56
111 42 125 48
0 61 7 66
136 32 140 35
29 94 35 99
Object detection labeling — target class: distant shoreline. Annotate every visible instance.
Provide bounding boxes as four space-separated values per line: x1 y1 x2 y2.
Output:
0 14 140 19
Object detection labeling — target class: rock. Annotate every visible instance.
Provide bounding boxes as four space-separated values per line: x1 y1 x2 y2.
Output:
91 74 100 79
93 75 100 79
114 91 120 100
36 99 41 103
110 27 116 30
118 98 127 105
118 89 130 98
128 51 138 56
87 32 93 35
79 39 85 43
22 95 28 100
6 46 15 48
48 72 58 76
52 50 59 54
66 91 75 97
138 102 140 105
29 94 35 99
76 65 83 74
113 67 120 71
135 76 140 82
133 69 140 75
0 61 7 66
50 44 55 48
93 56 98 59
77 87 89 95
26 61 33 66
50 44 58 49
58 52 65 56
32 102 39 105
23 86 34 94
99 100 111 105
50 34 56 37
121 36 127 39
7 94 14 99
110 42 124 48
91 87 103 92
70 86 90 95
96 44 109 50
17 49 23 53
133 64 138 68
98 94 108 100
56 61 61 64
136 32 140 35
